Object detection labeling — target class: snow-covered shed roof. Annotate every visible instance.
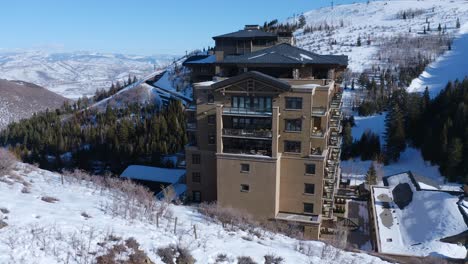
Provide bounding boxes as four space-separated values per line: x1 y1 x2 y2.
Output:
121 165 185 184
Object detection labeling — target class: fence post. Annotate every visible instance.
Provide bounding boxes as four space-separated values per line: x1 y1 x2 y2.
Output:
174 217 178 234
193 224 197 239
156 213 159 228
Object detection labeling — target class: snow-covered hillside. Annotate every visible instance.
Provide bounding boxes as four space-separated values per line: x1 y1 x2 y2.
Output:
0 163 391 264
0 79 68 130
0 50 177 99
290 0 468 72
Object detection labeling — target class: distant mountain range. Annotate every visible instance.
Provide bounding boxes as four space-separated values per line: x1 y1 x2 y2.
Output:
0 79 69 130
0 50 178 99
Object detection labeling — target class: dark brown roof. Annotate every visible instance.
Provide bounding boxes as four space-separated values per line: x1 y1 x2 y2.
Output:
213 29 278 40
218 43 348 66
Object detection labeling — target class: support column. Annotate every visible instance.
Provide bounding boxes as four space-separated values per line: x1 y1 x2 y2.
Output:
271 107 280 158
216 105 224 154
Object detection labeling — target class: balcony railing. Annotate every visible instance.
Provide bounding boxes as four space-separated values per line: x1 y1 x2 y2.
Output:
223 107 272 117
311 129 325 138
223 148 272 157
329 136 342 148
223 128 272 139
310 147 323 156
312 107 327 116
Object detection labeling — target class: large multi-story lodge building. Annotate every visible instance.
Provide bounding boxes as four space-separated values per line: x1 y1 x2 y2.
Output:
183 25 347 239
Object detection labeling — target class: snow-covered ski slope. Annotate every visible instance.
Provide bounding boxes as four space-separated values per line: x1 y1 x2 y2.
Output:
290 0 468 72
0 163 391 264
408 22 468 97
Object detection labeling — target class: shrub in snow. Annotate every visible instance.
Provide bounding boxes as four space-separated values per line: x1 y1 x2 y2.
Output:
81 212 91 219
215 253 229 263
0 148 16 176
0 208 9 214
198 202 304 239
156 245 176 264
237 256 257 264
96 237 152 264
264 254 284 264
64 169 168 223
0 220 7 229
41 196 59 203
156 245 194 264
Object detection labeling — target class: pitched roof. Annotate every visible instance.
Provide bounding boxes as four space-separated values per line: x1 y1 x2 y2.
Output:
213 29 278 40
183 55 215 65
211 71 291 91
219 43 348 66
121 165 185 184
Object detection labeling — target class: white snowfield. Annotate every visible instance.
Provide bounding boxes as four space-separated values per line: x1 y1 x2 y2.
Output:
372 173 466 258
290 0 468 72
0 163 391 264
408 22 468 97
0 51 176 99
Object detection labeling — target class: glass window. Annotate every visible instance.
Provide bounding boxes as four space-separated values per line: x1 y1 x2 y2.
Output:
208 94 214 103
304 203 314 214
208 115 216 124
285 119 302 132
192 172 201 183
304 184 315 194
241 163 250 172
193 191 201 202
208 134 216 145
305 164 316 175
285 97 303 110
240 184 250 192
284 141 301 153
192 154 201 164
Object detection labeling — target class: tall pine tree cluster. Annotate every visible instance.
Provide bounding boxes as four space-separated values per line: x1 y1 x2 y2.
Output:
383 78 468 183
0 100 187 174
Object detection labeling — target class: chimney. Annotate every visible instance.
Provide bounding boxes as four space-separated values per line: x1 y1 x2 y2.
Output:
244 25 260 30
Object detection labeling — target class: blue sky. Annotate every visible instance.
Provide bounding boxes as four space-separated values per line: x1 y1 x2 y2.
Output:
0 0 366 56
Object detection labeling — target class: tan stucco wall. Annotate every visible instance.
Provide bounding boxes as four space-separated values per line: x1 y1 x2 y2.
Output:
217 154 280 219
279 156 325 215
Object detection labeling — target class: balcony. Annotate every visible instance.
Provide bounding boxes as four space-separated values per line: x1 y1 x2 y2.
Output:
322 203 334 219
222 138 272 157
330 93 343 109
311 128 326 138
223 107 272 117
329 135 342 148
310 147 324 156
223 128 272 139
312 107 327 116
323 186 334 200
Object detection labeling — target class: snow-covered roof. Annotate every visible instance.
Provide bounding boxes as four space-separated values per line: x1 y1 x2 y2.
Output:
183 55 216 65
120 165 185 184
371 181 467 258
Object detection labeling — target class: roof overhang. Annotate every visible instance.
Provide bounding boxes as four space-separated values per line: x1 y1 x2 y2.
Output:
211 71 291 92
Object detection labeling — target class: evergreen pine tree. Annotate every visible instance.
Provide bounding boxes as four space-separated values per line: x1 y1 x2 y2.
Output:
357 36 362 47
384 102 406 163
366 163 378 185
456 18 461 29
438 23 442 32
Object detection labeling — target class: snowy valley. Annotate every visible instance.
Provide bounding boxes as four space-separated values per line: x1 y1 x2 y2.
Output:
0 51 177 99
